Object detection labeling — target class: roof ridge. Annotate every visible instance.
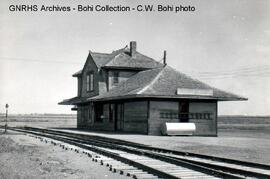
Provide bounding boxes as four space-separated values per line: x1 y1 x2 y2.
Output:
102 46 133 67
93 66 163 98
90 51 111 55
112 46 128 54
165 66 247 100
166 66 213 89
102 52 123 67
136 67 165 94
135 51 161 63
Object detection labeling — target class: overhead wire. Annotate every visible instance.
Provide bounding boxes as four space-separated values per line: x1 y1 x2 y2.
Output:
0 57 82 65
183 65 270 79
0 56 269 79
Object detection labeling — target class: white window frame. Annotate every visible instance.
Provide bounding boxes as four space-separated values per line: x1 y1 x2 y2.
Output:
90 73 94 91
86 72 94 92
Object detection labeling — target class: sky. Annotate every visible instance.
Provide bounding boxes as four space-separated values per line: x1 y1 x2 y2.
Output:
0 0 270 115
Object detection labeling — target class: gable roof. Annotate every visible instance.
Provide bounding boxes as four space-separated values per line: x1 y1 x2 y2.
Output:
90 52 112 68
102 49 163 69
89 66 247 102
93 46 163 69
73 45 163 77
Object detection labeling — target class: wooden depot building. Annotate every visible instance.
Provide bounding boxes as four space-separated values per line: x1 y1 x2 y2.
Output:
59 41 247 136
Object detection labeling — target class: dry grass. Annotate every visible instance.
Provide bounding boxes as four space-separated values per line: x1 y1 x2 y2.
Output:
218 115 270 137
0 114 76 128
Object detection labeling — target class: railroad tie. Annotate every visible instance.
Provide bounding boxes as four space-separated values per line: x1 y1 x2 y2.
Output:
15 127 270 179
134 174 158 179
132 173 157 179
126 170 146 175
111 167 134 173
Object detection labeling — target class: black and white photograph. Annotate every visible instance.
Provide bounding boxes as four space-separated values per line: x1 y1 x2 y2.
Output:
0 0 270 178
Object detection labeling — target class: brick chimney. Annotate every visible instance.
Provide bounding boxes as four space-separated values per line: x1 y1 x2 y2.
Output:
163 50 167 66
130 41 136 57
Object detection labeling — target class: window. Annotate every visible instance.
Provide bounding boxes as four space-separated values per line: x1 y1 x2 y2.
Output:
160 110 178 119
90 73 94 91
113 71 119 84
189 112 212 120
86 72 94 92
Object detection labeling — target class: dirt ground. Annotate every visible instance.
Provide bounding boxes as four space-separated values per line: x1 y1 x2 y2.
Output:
0 129 128 179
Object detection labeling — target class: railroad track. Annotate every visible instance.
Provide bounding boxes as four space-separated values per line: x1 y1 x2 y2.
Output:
4 126 270 179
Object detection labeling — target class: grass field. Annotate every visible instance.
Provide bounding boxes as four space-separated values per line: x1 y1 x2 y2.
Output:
0 113 76 128
1 114 269 131
218 115 270 139
1 113 270 138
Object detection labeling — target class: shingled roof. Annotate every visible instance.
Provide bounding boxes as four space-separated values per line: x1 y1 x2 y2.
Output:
89 66 247 102
102 49 163 69
72 45 163 77
91 52 113 68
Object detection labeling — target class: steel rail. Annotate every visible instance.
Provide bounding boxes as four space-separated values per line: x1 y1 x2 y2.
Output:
11 126 270 178
22 126 270 172
8 128 221 179
8 127 246 178
10 128 178 179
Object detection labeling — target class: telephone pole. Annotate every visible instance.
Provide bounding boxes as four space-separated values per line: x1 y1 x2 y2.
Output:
4 104 9 133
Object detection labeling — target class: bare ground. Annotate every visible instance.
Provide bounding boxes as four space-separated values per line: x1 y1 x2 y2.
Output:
0 129 128 179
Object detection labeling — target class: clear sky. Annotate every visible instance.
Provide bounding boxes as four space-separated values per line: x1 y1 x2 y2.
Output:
0 0 269 115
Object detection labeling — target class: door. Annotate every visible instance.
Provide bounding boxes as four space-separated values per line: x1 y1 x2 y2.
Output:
94 103 103 122
179 101 189 122
115 103 124 131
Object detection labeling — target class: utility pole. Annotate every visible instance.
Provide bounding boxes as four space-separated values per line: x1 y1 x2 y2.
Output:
5 103 9 134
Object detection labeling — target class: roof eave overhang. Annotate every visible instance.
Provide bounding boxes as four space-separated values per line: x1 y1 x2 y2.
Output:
72 74 82 77
217 97 248 101
58 97 89 105
58 101 89 105
58 101 72 105
87 94 247 102
72 69 83 77
58 101 78 105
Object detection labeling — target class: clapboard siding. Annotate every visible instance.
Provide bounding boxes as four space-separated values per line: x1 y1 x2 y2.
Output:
189 102 217 136
77 105 91 129
77 107 83 128
81 55 99 98
123 101 148 134
108 70 136 90
148 101 179 135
